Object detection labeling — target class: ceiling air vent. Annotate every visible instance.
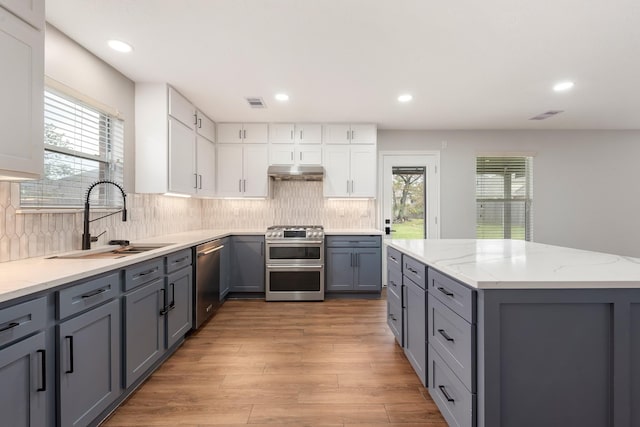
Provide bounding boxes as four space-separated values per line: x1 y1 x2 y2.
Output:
529 110 564 120
246 97 266 109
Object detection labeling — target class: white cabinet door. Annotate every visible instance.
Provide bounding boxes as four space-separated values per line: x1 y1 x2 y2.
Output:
242 123 268 144
296 145 322 165
350 145 377 197
196 111 215 142
168 87 195 130
269 144 295 165
350 124 377 144
323 124 351 144
323 145 351 197
243 144 269 197
295 124 322 144
0 0 44 29
168 118 196 194
0 7 43 180
217 123 243 144
196 135 216 197
216 144 244 196
269 123 295 143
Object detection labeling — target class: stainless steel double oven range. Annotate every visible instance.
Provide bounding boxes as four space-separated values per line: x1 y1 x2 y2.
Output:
265 225 325 301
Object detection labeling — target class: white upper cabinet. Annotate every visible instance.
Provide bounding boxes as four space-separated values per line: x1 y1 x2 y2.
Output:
196 134 216 197
243 144 269 197
0 0 44 29
297 145 322 165
196 111 215 142
295 124 322 144
349 145 377 197
0 4 44 180
168 87 195 129
323 144 376 198
217 144 268 197
216 144 244 197
269 123 295 144
323 124 376 145
168 118 196 194
218 123 268 144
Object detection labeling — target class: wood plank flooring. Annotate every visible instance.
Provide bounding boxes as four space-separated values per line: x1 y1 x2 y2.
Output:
103 294 446 426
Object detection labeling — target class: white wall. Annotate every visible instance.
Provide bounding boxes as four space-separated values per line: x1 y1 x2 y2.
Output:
44 24 136 190
378 130 640 257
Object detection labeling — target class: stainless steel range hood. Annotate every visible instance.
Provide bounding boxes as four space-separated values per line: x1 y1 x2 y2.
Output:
267 165 324 181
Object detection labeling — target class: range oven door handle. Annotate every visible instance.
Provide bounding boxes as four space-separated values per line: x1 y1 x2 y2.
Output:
266 265 324 270
265 241 324 246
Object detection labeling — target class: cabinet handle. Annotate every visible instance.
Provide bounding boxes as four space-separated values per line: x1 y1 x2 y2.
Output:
388 313 397 321
407 266 418 274
0 321 19 332
390 280 398 287
300 130 303 140
194 113 198 126
239 129 242 140
389 255 398 263
159 288 168 316
347 180 350 194
81 288 106 299
37 349 46 392
198 118 202 128
351 180 354 193
169 283 176 311
437 287 455 297
194 173 198 189
239 179 242 192
438 385 455 402
299 152 302 161
346 130 350 140
243 179 246 192
351 130 355 140
172 256 189 264
243 129 247 139
65 336 74 374
291 152 294 161
136 268 157 278
290 130 294 140
438 329 455 342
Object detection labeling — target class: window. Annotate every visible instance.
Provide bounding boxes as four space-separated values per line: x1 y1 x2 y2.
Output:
21 89 124 208
476 156 532 240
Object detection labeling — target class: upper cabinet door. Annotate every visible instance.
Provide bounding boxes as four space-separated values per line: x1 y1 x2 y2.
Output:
217 123 243 144
0 7 43 180
349 124 377 144
296 146 322 165
295 124 322 144
242 123 268 144
168 118 196 194
168 87 195 130
323 124 352 144
323 145 351 197
350 145 377 197
216 144 243 196
243 144 269 197
196 111 215 142
196 135 216 197
269 123 295 144
0 0 44 29
269 144 295 166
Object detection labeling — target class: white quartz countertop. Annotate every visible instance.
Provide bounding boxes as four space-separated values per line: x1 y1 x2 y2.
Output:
0 229 265 304
385 239 640 289
325 229 382 235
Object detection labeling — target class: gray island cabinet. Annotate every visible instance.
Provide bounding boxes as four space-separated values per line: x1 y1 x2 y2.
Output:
386 239 640 427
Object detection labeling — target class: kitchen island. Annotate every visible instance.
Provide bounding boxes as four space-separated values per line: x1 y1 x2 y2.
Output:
386 239 640 427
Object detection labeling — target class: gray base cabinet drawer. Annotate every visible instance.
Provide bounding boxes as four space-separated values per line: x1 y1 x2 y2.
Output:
166 249 192 274
403 255 426 289
124 258 164 292
58 273 119 320
429 295 475 392
429 269 476 323
387 300 403 346
0 296 46 347
387 267 402 305
429 346 475 427
386 246 402 272
326 235 381 248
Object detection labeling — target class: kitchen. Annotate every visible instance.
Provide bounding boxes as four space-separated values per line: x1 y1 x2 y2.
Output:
1 1 640 426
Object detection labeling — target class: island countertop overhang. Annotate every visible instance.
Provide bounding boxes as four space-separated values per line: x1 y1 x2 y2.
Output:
385 239 640 289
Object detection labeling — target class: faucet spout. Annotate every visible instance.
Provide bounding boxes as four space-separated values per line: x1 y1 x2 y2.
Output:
82 180 128 250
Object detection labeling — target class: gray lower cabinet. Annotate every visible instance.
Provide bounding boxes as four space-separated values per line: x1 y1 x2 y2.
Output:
326 235 382 293
0 331 47 427
230 235 265 292
166 266 192 348
58 298 120 427
123 278 165 388
403 276 426 386
219 237 231 299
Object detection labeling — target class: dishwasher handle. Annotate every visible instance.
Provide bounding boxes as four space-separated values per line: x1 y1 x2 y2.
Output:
197 244 224 257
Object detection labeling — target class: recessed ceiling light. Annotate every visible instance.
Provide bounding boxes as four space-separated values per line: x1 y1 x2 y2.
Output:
553 81 574 92
275 93 289 101
107 39 133 53
398 94 413 102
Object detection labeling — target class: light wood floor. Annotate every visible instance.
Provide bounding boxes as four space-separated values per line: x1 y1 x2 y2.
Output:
103 293 446 427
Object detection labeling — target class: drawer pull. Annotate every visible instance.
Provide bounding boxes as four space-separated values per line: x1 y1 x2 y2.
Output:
172 256 188 264
37 349 46 392
389 255 398 263
81 288 106 299
438 329 455 342
0 322 19 332
159 288 168 316
388 313 397 321
136 268 157 278
390 280 398 287
438 385 455 402
437 287 455 297
65 336 74 374
407 266 418 274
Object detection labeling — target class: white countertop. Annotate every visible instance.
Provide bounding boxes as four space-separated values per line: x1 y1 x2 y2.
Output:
325 229 382 235
385 239 640 289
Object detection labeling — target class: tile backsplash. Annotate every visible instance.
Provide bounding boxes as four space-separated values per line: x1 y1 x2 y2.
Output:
0 181 376 263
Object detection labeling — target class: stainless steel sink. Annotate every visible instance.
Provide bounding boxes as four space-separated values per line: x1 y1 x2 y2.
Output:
49 243 173 259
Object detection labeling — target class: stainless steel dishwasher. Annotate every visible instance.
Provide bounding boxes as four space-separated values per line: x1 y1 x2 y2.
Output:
193 239 224 329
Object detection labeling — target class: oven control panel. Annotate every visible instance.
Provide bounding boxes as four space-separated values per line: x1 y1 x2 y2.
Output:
266 225 324 240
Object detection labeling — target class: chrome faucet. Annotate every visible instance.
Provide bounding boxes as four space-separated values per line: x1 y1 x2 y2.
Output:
82 180 128 250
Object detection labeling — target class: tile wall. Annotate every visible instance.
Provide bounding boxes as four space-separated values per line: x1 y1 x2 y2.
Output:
0 181 376 263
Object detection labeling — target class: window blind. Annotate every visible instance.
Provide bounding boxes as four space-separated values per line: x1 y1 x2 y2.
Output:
476 156 532 241
21 90 124 208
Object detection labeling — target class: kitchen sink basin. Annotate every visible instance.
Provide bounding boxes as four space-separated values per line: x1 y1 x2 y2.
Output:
49 243 173 259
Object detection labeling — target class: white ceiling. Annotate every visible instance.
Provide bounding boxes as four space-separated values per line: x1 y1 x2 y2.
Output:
45 0 640 130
